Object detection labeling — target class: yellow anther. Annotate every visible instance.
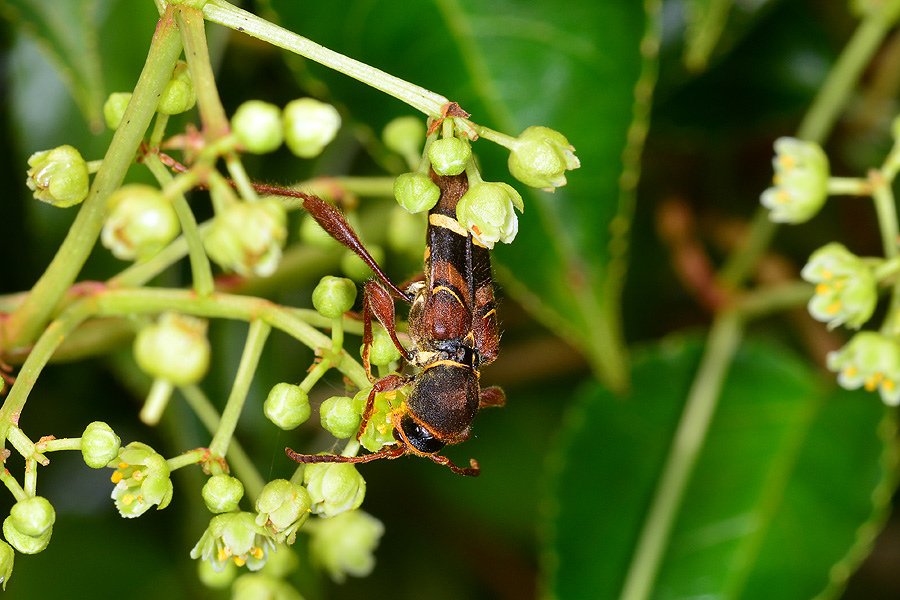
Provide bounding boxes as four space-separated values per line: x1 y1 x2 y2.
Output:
132 469 145 482
777 154 796 170
883 379 896 392
250 546 264 560
110 471 123 484
844 366 859 379
775 189 791 204
815 283 831 296
121 493 135 506
864 372 883 391
118 462 129 470
217 547 230 562
233 556 246 567
825 301 842 315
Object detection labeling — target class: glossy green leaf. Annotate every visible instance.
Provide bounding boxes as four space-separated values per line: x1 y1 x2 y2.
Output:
544 336 896 599
265 0 660 390
0 0 106 131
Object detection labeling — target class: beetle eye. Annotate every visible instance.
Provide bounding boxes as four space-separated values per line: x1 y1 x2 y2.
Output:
400 415 445 454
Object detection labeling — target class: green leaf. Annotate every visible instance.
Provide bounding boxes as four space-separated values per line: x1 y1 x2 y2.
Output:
265 0 661 390
543 336 896 599
0 0 106 132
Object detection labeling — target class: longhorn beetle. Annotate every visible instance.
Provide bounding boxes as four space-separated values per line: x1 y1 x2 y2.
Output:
286 172 505 476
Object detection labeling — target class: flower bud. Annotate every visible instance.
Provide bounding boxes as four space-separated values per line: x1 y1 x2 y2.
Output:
26 145 90 207
2 517 51 555
197 556 237 589
264 383 311 430
319 395 361 439
3 497 55 555
827 332 900 405
8 496 55 539
255 479 311 544
232 573 304 600
362 323 402 367
190 511 274 572
456 181 524 249
303 463 366 518
308 510 383 583
204 198 287 277
203 474 245 514
0 540 13 590
800 243 877 330
341 245 385 282
232 100 283 154
81 421 121 469
109 442 174 518
299 214 340 249
103 92 132 130
428 137 471 176
393 172 441 214
760 137 830 224
134 313 211 386
383 116 426 158
507 126 580 190
354 387 395 453
101 184 180 261
283 98 341 158
312 276 358 319
157 60 196 115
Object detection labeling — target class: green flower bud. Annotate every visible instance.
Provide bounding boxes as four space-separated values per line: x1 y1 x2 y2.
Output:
203 474 245 514
134 313 211 386
428 137 471 176
3 497 55 555
232 100 284 154
801 243 877 330
507 126 580 190
197 556 237 589
2 516 51 555
387 204 427 258
827 332 900 405
383 116 426 167
157 60 196 115
341 244 385 282
456 181 524 249
0 540 13 590
190 511 274 572
299 214 340 249
312 276 357 319
303 463 366 518
255 479 311 544
204 198 287 277
25 145 90 207
232 573 304 600
110 442 174 518
319 395 361 439
81 421 121 469
264 383 311 430
101 184 180 261
283 98 341 158
362 323 402 367
8 496 55 539
103 92 132 130
393 172 441 214
308 510 383 583
760 137 830 224
354 387 395 453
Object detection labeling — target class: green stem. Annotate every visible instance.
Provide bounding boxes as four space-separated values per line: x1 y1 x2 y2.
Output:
827 176 871 196
208 320 271 457
180 385 265 501
871 170 900 260
3 8 183 350
140 378 175 425
176 5 229 139
203 0 450 117
143 154 215 295
7 426 48 466
0 470 27 502
166 448 208 471
621 311 743 600
23 459 37 497
36 437 83 452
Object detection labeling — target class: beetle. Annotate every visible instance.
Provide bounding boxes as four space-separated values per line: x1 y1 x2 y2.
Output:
286 172 504 476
